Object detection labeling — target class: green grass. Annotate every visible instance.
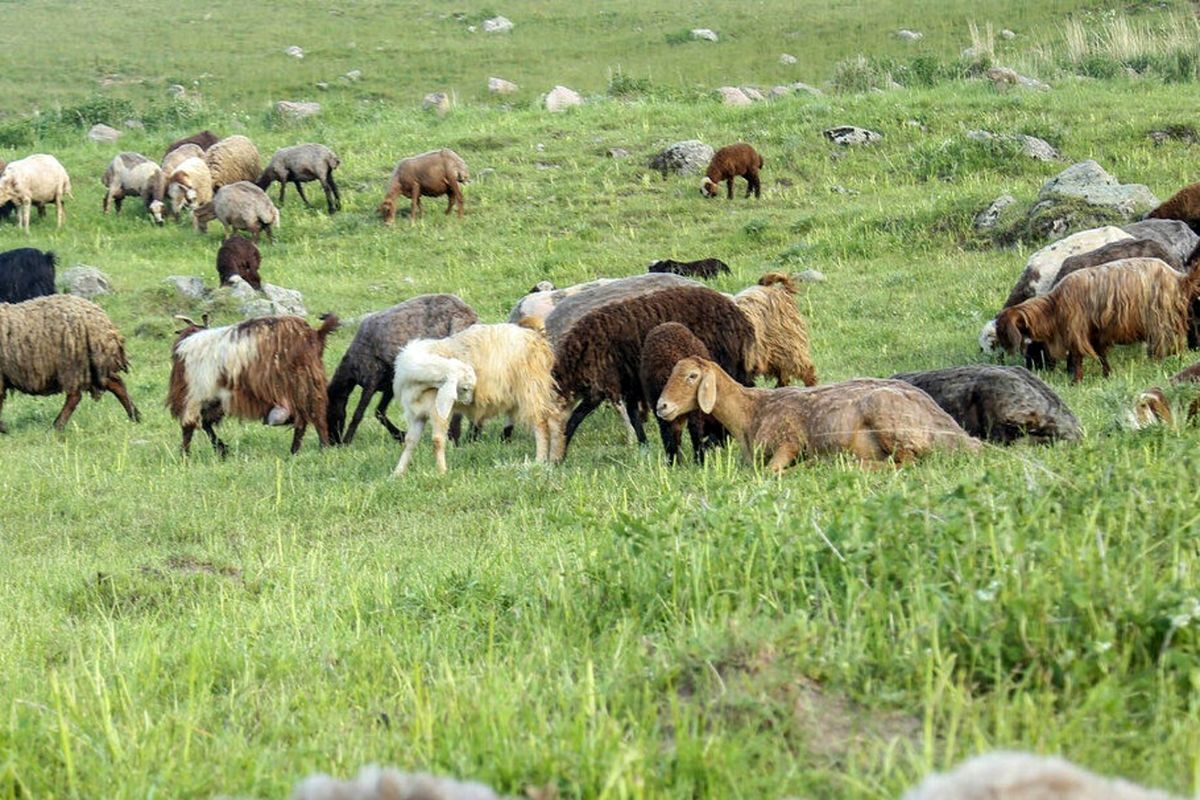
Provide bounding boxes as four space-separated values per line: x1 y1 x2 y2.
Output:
4 2 1200 798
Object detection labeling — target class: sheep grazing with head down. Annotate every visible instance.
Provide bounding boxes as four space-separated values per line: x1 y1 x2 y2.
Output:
656 358 978 472
291 765 503 800
891 365 1081 444
0 154 72 234
1053 237 1180 283
194 181 280 241
647 257 731 278
101 152 163 222
392 320 562 474
701 142 763 200
203 135 262 192
327 294 478 445
163 130 220 160
0 294 139 432
256 143 342 214
0 248 56 303
150 144 204 222
167 313 338 456
165 156 215 229
997 256 1200 382
378 148 469 225
902 750 1183 800
216 237 262 290
640 322 724 464
732 271 818 386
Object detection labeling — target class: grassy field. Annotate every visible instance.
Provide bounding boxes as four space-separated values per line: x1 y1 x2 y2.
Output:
4 1 1200 798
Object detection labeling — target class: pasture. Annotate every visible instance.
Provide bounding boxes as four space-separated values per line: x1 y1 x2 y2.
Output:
3 1 1200 797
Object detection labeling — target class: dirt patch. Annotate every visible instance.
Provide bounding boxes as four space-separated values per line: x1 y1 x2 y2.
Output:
140 555 243 581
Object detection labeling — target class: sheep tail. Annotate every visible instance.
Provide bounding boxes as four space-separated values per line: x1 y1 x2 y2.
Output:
1184 245 1200 297
316 313 339 341
757 271 796 293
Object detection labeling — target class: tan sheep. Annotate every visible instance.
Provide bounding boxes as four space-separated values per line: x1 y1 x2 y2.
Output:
204 135 262 191
378 148 469 225
193 181 280 241
701 142 763 199
101 152 163 221
0 154 72 234
732 272 817 386
655 357 978 473
165 157 215 230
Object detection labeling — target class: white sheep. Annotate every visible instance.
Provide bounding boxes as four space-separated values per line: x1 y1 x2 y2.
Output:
101 152 163 222
0 154 72 234
151 144 204 221
392 322 562 475
165 156 215 230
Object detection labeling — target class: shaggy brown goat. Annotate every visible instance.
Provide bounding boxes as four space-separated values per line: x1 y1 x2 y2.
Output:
701 142 763 199
733 271 818 386
640 322 724 464
216 237 262 290
378 149 469 225
164 130 220 160
995 257 1200 382
167 314 338 456
1147 181 1200 233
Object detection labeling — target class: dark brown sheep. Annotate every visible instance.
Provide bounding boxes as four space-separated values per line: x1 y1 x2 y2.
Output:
1052 238 1179 285
647 258 730 278
701 143 763 199
1147 182 1200 233
378 149 469 225
216 237 263 290
640 322 725 464
164 130 220 159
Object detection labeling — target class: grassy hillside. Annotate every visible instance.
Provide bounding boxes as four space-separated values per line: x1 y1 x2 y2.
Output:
4 2 1200 799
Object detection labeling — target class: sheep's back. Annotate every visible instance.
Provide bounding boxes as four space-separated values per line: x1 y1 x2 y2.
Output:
542 273 699 342
360 295 478 369
1003 225 1133 308
206 136 262 188
0 295 127 396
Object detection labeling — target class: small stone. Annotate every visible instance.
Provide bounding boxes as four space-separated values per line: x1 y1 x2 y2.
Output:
607 148 630 159
344 69 362 81
717 86 752 106
164 276 208 301
274 101 321 121
483 15 513 33
61 266 112 298
897 29 923 41
691 28 718 42
544 85 582 112
966 130 1059 161
476 168 496 180
986 65 1049 92
780 53 797 65
792 269 826 283
423 92 451 115
467 25 477 33
167 84 187 98
768 85 792 99
87 124 121 143
1000 29 1016 40
123 119 144 129
488 76 518 94
740 86 766 102
284 45 304 59
973 194 1017 231
823 126 882 146
535 143 545 152
316 81 329 91
792 82 823 96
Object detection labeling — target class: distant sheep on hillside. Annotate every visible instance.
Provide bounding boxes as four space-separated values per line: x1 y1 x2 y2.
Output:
378 149 469 224
701 143 763 200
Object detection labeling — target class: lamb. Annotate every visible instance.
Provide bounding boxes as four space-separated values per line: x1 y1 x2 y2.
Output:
164 156 215 229
657 358 979 472
732 272 818 386
150 143 205 222
163 130 220 159
0 154 72 234
0 294 139 432
391 321 562 475
700 142 763 199
256 143 342 214
901 750 1183 800
167 313 338 456
1146 181 1200 233
378 148 469 224
216 237 262 290
291 765 502 800
101 152 163 222
0 248 56 303
194 181 280 241
327 294 478 445
203 134 262 191
640 322 723 464
1121 218 1199 268
1129 360 1200 428
890 365 1082 444
995 257 1200 382
647 257 731 278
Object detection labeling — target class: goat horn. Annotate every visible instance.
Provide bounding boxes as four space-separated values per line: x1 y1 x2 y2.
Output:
173 315 199 326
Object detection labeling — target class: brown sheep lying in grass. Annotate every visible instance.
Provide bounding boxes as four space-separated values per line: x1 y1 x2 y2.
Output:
655 357 978 473
701 142 763 199
378 148 469 224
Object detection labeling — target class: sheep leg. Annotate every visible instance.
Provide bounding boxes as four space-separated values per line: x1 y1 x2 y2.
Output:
0 383 7 433
293 180 312 208
621 391 648 445
393 418 425 476
431 415 452 474
180 424 196 453
290 422 307 454
20 202 31 235
725 178 734 200
56 194 64 228
105 377 140 423
766 443 799 475
113 195 124 214
448 413 463 445
326 173 342 212
342 386 376 445
409 186 422 223
103 190 113 214
374 386 406 441
1099 347 1113 378
501 421 514 441
278 179 287 205
52 391 82 430
656 417 682 465
563 395 603 450
320 178 337 214
1068 352 1084 383
533 416 551 462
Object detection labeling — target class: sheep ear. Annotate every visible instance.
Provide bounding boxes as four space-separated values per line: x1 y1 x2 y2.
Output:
1000 313 1023 352
698 368 717 414
435 378 458 420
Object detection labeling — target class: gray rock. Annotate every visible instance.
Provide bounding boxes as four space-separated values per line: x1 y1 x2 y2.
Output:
792 269 826 283
167 84 187 98
284 45 304 59
607 148 630 159
61 266 112 298
966 130 1059 161
423 92 451 114
768 85 793 99
544 85 582 112
792 82 824 96
344 69 362 82
316 81 329 91
488 76 518 94
691 28 718 42
1121 219 1200 267
823 126 882 146
225 275 260 301
897 29 923 41
274 101 321 121
164 276 208 301
483 15 513 33
717 86 752 106
87 124 121 143
780 53 797 65
262 283 307 316
1037 160 1158 217
740 86 766 102
986 66 1049 91
467 25 477 33
648 140 714 177
1000 29 1016 40
974 194 1017 231
123 119 144 129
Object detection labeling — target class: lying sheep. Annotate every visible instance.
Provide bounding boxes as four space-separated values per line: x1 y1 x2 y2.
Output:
0 248 56 303
204 134 262 191
1121 218 1199 268
378 148 469 225
0 294 139 432
101 152 163 222
291 765 503 800
640 322 723 463
163 130 219 159
327 294 478 445
902 750 1182 800
165 156 215 229
657 358 978 472
732 272 818 386
194 181 280 241
891 365 1081 444
216 237 262 290
701 142 763 199
256 143 342 214
392 321 561 474
0 154 72 234
647 258 730 278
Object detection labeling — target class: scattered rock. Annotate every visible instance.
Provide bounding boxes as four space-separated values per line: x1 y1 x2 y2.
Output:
544 85 582 112
225 275 259 301
793 269 826 283
316 81 329 91
823 126 882 146
966 130 1059 161
476 168 496 180
1000 29 1016 40
1038 160 1158 217
262 283 307 316
483 15 514 33
1148 125 1199 146
535 162 559 170
607 148 630 159
87 124 121 143
61 266 112 298
740 86 766 102
717 86 753 106
423 92 451 115
973 194 1017 231
768 85 793 99
691 28 719 42
123 119 144 130
985 66 1049 92
284 45 304 59
780 53 797 65
344 69 362 82
792 82 824 96
648 140 714 178
467 25 477 33
234 280 307 318
274 101 321 121
167 84 187 98
488 76 518 94
164 276 208 301
897 29 923 41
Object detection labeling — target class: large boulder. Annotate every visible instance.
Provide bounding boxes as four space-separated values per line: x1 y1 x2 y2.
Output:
60 266 112 298
1037 160 1158 218
1121 219 1200 268
164 276 208 301
488 76 518 94
717 86 753 106
648 140 714 178
423 92 451 115
274 101 321 122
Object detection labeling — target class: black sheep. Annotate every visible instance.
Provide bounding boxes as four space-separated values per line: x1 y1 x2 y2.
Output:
890 365 1081 445
0 248 56 304
647 258 730 279
640 322 725 464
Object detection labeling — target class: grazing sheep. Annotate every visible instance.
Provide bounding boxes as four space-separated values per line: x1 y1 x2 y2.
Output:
995 257 1200 382
167 314 338 456
640 322 724 463
1053 238 1179 286
0 295 139 432
553 285 756 455
392 321 561 475
101 152 163 221
656 358 978 472
327 294 478 445
891 365 1081 444
150 143 205 222
1146 181 1200 234
1121 218 1199 268
902 751 1182 800
165 156 215 229
0 154 72 234
378 148 469 224
291 765 502 800
216 237 262 290
194 181 280 241
203 135 262 191
1129 360 1200 428
0 248 56 304
700 142 763 199
256 143 342 214
163 130 220 159
647 257 731 278
539 273 698 342
732 272 818 386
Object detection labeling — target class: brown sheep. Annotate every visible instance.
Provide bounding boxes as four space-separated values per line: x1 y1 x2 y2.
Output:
639 322 724 464
656 358 978 473
216 237 262 290
378 148 469 225
732 272 818 386
1052 238 1180 285
701 142 763 199
995 257 1200 382
1131 360 1200 427
1147 182 1200 232
164 130 220 160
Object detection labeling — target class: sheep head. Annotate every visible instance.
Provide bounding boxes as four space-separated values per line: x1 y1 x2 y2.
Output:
657 357 716 421
148 199 165 225
0 175 17 205
700 177 718 198
434 359 477 420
